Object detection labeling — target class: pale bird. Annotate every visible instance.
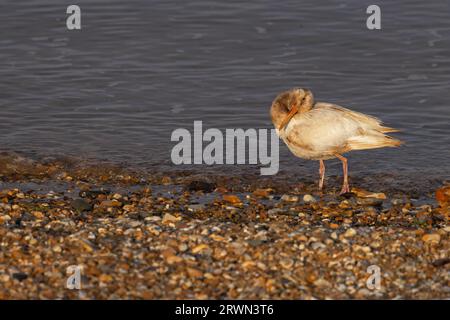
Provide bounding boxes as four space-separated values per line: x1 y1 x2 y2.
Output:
270 88 403 194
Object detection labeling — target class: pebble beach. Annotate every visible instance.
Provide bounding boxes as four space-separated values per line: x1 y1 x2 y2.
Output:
0 152 448 299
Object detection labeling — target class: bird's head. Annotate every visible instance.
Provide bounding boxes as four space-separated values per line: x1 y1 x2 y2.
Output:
270 88 314 131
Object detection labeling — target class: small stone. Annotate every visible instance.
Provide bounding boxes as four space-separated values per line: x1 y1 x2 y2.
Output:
267 208 284 215
0 215 11 224
210 234 226 242
186 181 216 193
242 261 256 269
338 192 355 200
370 241 381 249
123 204 135 212
161 248 175 259
71 199 93 212
112 193 122 200
422 233 441 244
357 198 383 207
416 211 431 223
214 186 228 193
213 248 228 259
123 228 135 236
192 244 210 254
79 189 110 199
330 223 339 229
344 228 357 238
351 188 386 199
391 198 405 206
12 272 28 281
247 239 265 246
0 274 10 282
52 245 62 253
311 242 326 250
161 248 183 264
436 186 450 206
279 258 294 269
281 194 299 202
99 274 113 283
252 188 273 198
418 205 431 212
162 213 180 224
145 216 161 222
339 200 352 209
99 200 122 208
356 288 372 297
187 204 205 212
223 194 241 204
314 278 331 288
78 239 94 252
195 293 208 300
0 203 11 210
303 194 316 203
32 211 45 219
141 291 154 299
161 176 172 185
256 262 267 270
186 267 203 278
432 258 450 267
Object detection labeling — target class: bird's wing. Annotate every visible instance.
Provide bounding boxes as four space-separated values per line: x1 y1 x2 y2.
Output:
284 103 401 153
284 103 362 152
314 103 399 133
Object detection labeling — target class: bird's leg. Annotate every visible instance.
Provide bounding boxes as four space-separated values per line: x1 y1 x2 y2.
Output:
319 160 325 191
334 153 350 194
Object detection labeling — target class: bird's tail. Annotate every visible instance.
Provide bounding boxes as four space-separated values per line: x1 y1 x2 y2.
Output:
347 133 403 151
378 126 400 133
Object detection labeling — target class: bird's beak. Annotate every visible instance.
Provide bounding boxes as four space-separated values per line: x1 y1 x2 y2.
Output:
279 104 298 131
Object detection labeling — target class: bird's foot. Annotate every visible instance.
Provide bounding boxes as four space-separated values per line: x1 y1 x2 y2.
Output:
318 182 324 192
339 184 350 195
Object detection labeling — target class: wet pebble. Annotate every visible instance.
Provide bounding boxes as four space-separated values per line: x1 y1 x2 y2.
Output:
186 181 216 193
187 204 205 212
268 208 284 215
12 273 28 282
281 194 299 202
422 233 440 244
71 199 93 212
303 194 316 203
356 198 383 207
279 258 294 269
351 188 386 199
311 242 326 250
252 188 273 198
435 186 450 206
223 195 241 205
343 228 357 238
162 213 180 224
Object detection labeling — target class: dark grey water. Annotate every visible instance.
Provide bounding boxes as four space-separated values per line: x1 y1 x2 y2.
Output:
1 0 449 179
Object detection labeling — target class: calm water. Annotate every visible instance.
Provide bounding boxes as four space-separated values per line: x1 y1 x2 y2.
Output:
1 0 449 180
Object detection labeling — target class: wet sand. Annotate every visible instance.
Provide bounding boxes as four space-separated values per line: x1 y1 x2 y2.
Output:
0 153 448 299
